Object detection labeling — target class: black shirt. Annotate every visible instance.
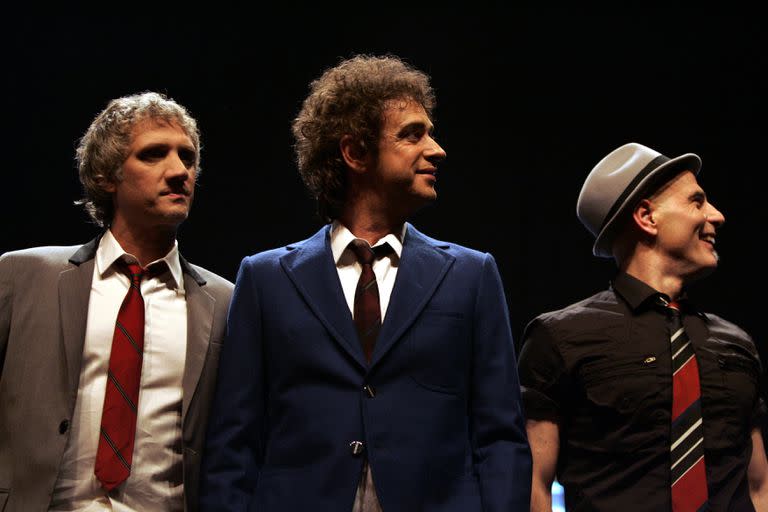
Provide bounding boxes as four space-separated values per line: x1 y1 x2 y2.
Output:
518 272 764 511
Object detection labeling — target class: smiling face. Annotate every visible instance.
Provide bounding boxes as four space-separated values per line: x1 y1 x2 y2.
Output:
371 99 446 214
105 119 197 234
649 170 725 279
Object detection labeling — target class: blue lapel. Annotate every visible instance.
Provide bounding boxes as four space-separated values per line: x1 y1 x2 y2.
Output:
371 224 455 367
279 225 367 370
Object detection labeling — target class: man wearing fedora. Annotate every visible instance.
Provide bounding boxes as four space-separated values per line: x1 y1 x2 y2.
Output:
518 142 768 511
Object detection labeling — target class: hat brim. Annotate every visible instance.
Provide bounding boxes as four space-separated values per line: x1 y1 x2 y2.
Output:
592 153 702 257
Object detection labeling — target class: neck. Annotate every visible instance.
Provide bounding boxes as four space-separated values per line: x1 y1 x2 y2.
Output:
109 221 177 267
338 204 404 246
622 254 685 300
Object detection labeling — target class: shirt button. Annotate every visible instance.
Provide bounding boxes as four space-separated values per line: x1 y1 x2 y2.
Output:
59 419 70 434
349 441 365 456
363 384 376 398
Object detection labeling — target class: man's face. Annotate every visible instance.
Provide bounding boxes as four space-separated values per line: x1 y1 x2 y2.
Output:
107 120 197 232
650 170 725 279
371 99 446 213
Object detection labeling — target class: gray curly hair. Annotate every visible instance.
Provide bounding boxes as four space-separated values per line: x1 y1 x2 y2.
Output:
75 91 200 226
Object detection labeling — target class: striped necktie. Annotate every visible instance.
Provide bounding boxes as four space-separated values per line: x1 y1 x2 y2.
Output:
95 261 146 491
664 299 709 512
349 240 393 363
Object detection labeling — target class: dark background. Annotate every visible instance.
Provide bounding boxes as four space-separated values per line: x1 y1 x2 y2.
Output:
3 7 764 363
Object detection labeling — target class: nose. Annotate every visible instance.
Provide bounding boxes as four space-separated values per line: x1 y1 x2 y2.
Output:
705 202 725 227
424 135 447 165
166 151 193 180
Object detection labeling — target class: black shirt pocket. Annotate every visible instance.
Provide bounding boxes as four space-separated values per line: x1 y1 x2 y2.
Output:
715 351 759 444
578 355 662 451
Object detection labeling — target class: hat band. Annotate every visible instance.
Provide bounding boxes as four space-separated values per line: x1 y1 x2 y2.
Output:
599 154 670 232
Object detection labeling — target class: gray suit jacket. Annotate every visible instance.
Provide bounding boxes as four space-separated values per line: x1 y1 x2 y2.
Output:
0 236 234 511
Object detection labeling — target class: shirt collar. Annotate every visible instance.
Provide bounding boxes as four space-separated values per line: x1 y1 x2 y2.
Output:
330 220 406 264
611 271 703 317
96 229 184 291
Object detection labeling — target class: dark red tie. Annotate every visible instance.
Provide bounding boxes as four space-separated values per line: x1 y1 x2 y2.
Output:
349 240 392 363
665 300 708 512
95 261 145 491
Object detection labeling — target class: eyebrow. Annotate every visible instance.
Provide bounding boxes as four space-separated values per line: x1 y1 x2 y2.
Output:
690 190 706 201
396 120 434 136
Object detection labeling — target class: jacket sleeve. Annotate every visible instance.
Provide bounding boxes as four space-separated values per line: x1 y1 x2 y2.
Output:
471 253 532 511
0 253 14 378
199 257 265 511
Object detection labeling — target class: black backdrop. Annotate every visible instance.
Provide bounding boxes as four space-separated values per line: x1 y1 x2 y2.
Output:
3 7 765 376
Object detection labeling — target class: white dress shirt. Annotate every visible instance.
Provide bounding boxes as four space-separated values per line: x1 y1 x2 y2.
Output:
330 221 405 320
50 230 187 512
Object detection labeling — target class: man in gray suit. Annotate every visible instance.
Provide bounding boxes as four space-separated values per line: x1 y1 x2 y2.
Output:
0 92 233 511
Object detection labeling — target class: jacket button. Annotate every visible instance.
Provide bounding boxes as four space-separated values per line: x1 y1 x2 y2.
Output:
59 419 70 434
363 384 376 398
349 441 364 456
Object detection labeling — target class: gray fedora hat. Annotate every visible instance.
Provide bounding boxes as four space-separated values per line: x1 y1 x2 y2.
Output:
577 142 701 258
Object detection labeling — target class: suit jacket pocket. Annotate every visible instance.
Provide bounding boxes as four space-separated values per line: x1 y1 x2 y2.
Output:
408 310 469 394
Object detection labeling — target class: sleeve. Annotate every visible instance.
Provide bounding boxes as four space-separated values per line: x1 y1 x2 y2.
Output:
517 315 567 423
470 253 532 512
199 257 265 511
750 335 767 430
0 253 14 377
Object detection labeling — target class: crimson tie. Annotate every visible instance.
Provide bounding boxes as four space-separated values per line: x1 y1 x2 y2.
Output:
349 240 392 363
95 261 146 491
665 299 709 512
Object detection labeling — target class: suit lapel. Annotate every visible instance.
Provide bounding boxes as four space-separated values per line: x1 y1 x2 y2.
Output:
371 224 455 367
180 258 214 422
280 225 367 370
60 238 101 393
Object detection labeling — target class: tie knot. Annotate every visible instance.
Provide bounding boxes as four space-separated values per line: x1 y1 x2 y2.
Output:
123 262 144 286
349 239 393 266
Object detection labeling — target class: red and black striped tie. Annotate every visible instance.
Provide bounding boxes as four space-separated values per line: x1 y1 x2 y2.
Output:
349 240 392 363
95 261 145 491
666 300 709 512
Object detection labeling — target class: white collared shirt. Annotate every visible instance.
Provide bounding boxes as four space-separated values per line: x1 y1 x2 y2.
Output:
50 230 187 512
330 221 405 320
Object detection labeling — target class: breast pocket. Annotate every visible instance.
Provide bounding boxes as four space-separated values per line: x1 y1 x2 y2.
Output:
580 355 662 449
716 352 759 443
407 310 469 394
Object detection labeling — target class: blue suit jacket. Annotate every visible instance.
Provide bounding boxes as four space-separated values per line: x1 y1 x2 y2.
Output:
200 224 531 511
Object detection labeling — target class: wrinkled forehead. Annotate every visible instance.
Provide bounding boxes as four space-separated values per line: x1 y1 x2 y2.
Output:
380 98 432 127
129 117 192 143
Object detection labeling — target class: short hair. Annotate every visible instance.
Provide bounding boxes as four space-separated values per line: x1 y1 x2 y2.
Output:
292 54 436 221
76 91 201 227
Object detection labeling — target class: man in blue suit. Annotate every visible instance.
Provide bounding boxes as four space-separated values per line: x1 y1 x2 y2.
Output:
200 54 531 511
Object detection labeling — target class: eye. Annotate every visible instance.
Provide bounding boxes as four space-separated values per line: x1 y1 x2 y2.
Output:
137 146 168 161
178 148 197 168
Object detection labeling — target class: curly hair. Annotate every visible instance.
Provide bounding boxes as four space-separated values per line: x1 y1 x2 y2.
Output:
75 91 201 227
292 54 436 221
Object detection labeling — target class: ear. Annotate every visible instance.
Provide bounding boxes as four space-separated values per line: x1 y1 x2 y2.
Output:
340 135 369 174
633 199 658 236
98 175 117 194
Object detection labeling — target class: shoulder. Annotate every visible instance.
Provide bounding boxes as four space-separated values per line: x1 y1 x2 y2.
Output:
526 289 620 339
0 245 84 279
185 263 234 298
407 226 490 264
1 245 81 265
703 312 758 353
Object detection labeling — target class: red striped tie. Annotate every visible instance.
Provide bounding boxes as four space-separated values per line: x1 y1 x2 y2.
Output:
666 300 708 512
95 262 145 490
